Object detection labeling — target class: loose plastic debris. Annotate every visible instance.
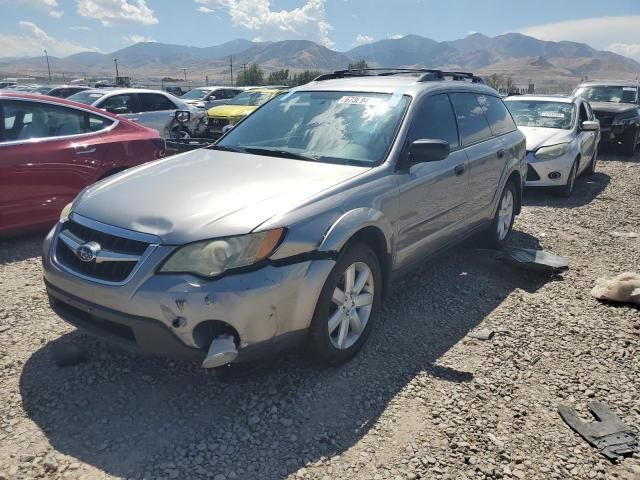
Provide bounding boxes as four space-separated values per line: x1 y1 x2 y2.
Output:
591 272 640 306
496 247 569 272
468 329 495 341
558 401 639 461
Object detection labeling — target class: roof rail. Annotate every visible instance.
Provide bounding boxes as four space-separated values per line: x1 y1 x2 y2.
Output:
314 68 484 84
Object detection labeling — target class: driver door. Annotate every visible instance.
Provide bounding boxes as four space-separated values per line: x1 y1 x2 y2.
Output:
394 94 470 269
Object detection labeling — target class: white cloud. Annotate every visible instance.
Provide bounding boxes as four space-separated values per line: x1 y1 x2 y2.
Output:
607 43 640 62
194 0 333 47
77 0 158 26
388 34 403 40
518 16 640 61
354 33 373 46
0 21 100 58
123 34 155 44
0 0 64 18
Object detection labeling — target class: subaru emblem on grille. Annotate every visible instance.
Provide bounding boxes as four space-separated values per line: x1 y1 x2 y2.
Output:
75 241 101 263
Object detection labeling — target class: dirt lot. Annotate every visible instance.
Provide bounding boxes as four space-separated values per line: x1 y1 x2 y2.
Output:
0 151 639 480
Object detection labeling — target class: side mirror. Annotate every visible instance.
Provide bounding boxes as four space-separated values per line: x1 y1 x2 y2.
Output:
581 120 599 131
175 110 191 124
407 139 450 166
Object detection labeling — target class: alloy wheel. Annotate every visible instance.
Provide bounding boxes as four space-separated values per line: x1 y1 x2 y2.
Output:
496 188 514 241
328 262 375 350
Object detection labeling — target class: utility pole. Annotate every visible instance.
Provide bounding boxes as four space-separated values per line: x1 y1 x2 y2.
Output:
44 49 51 83
113 58 119 79
182 68 187 82
230 55 233 86
205 75 209 86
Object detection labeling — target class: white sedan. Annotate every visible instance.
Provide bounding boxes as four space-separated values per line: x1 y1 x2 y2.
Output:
505 95 600 196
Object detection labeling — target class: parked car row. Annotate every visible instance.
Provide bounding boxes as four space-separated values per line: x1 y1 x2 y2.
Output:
2 67 637 371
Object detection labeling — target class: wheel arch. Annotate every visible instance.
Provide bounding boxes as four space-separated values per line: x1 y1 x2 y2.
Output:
505 169 523 215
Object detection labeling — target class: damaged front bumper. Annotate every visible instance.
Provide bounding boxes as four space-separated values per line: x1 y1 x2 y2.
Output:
524 151 575 187
42 223 335 363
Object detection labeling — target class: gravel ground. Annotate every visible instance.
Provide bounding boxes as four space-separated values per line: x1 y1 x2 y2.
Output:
0 150 639 480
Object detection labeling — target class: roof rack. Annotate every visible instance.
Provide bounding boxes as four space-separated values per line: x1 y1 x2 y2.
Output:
314 68 484 84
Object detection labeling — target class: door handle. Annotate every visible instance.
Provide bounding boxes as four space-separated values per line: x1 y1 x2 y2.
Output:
454 164 466 176
75 147 96 155
497 149 506 159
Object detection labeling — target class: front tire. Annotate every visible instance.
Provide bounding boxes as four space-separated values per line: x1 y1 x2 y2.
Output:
482 180 517 249
621 126 638 157
556 158 578 198
308 243 382 366
584 148 597 176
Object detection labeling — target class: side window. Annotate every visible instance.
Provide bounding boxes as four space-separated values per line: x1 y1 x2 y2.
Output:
89 114 115 132
100 94 137 114
1 100 91 142
579 103 589 123
407 94 460 149
477 95 516 136
139 93 177 112
450 93 493 146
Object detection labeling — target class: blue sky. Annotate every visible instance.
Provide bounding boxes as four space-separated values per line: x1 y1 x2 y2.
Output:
1 0 639 60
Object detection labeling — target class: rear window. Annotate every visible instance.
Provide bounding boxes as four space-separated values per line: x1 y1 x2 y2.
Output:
68 91 105 105
139 93 177 112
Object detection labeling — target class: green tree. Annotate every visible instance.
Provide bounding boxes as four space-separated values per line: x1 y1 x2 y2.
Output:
267 69 289 85
236 64 264 86
290 70 323 86
348 59 369 70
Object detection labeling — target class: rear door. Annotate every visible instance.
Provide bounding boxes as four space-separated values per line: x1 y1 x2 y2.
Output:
450 93 514 220
394 93 470 268
0 99 113 234
137 93 178 134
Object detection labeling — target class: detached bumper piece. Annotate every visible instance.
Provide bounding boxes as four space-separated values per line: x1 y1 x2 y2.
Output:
559 401 639 461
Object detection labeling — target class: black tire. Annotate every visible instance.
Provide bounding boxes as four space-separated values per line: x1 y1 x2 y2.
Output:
170 127 192 140
482 180 517 250
621 126 638 157
308 243 382 366
556 158 578 198
584 148 597 176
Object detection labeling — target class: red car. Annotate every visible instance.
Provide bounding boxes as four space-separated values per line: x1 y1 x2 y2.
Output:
0 92 166 237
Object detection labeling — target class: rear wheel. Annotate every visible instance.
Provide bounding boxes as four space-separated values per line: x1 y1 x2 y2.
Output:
621 126 638 157
482 180 517 249
556 158 578 198
308 243 381 366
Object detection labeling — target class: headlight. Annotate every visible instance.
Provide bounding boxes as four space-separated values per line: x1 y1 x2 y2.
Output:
159 228 285 277
534 143 570 160
59 202 73 222
613 111 637 125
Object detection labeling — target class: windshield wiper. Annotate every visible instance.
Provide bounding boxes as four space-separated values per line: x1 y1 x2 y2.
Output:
207 145 245 153
242 147 319 162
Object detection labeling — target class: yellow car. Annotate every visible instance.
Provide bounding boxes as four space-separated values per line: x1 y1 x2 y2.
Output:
206 88 285 138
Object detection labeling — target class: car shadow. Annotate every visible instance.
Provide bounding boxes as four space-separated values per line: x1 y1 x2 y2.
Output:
523 171 610 209
19 230 558 479
0 233 45 265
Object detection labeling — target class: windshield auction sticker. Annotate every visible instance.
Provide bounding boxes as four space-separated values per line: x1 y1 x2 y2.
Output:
338 96 382 105
540 111 565 118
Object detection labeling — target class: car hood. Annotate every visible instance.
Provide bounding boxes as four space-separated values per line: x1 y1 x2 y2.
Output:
207 105 256 119
517 126 574 152
73 149 367 244
589 102 637 115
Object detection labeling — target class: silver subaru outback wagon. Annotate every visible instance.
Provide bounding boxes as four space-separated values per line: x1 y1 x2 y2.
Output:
42 69 526 368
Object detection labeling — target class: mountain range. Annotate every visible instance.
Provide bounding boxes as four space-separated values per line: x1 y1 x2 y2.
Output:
1 32 639 88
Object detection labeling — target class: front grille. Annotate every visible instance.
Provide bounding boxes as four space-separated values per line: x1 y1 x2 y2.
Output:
56 219 149 283
594 112 614 129
526 164 541 181
208 117 229 129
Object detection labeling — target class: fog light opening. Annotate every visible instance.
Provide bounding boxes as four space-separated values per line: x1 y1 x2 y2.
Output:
548 171 562 180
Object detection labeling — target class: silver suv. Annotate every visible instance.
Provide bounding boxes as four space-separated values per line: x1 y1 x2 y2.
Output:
42 69 526 368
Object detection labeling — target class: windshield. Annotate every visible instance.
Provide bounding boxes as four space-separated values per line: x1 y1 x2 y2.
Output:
34 86 53 94
574 85 638 104
180 88 210 100
67 91 105 105
506 100 575 129
217 91 410 166
228 91 274 106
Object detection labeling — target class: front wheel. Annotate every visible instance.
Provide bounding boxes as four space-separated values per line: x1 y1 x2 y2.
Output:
584 148 597 176
482 180 517 249
308 243 382 366
621 126 638 157
556 158 578 198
